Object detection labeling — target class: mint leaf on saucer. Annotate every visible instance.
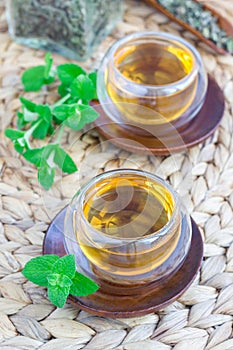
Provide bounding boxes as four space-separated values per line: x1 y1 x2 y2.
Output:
70 272 99 297
47 273 73 288
48 283 71 308
51 254 76 280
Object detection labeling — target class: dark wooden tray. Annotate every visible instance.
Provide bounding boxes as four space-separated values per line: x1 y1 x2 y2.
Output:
43 206 203 318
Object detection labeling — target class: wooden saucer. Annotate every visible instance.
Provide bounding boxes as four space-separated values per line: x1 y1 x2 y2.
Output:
93 75 224 155
43 207 203 318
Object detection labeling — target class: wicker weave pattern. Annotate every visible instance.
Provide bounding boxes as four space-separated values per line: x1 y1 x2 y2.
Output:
0 1 233 349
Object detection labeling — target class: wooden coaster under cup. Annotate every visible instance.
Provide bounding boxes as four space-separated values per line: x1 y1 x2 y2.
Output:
43 207 203 318
93 75 224 155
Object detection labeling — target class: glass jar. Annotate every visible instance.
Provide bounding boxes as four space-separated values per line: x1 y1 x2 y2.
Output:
6 0 123 61
64 169 192 294
97 32 207 132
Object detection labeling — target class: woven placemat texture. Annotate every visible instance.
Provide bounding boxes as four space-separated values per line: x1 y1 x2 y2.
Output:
1 1 233 349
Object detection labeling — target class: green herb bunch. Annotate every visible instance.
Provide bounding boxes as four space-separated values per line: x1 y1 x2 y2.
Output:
5 53 99 190
23 254 99 308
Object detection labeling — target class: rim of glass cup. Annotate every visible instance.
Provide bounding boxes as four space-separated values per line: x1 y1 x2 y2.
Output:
106 31 199 92
70 169 181 243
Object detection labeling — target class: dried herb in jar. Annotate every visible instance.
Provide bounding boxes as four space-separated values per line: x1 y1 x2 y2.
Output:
6 0 123 60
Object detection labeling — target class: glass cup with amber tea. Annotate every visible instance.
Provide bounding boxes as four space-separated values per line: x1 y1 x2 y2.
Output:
97 32 207 134
64 169 192 295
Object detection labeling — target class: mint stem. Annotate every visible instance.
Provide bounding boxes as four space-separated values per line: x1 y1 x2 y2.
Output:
54 123 65 145
52 93 71 109
24 120 42 142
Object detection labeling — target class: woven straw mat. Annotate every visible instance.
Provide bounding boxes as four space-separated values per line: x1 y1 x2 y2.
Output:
1 1 233 349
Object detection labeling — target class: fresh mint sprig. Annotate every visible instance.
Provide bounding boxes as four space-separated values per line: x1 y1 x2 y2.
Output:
22 254 99 308
5 53 99 190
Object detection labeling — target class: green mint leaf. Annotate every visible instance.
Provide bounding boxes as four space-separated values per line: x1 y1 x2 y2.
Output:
70 75 95 101
22 255 59 286
14 137 29 154
20 97 38 124
70 272 99 297
23 147 46 167
64 114 81 130
38 159 55 190
64 104 98 130
22 110 38 124
8 53 97 192
22 66 45 92
78 104 99 125
44 52 53 80
58 83 69 97
32 105 52 139
52 254 76 280
88 71 98 100
17 112 27 129
54 104 98 131
54 146 77 174
47 273 73 288
5 129 30 154
57 63 86 85
44 76 55 85
53 103 92 130
14 140 26 154
47 284 70 308
5 129 25 141
20 96 37 113
32 122 49 139
47 124 55 136
27 144 56 164
53 115 63 125
53 104 76 121
35 105 52 124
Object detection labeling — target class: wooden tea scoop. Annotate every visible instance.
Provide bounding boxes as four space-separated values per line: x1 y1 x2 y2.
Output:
145 0 233 55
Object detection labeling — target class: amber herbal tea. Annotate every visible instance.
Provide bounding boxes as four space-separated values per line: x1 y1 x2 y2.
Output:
107 41 197 124
64 170 192 287
78 174 181 276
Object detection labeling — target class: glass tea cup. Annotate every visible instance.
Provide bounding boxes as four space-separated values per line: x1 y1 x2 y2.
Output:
97 32 207 130
64 169 192 294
